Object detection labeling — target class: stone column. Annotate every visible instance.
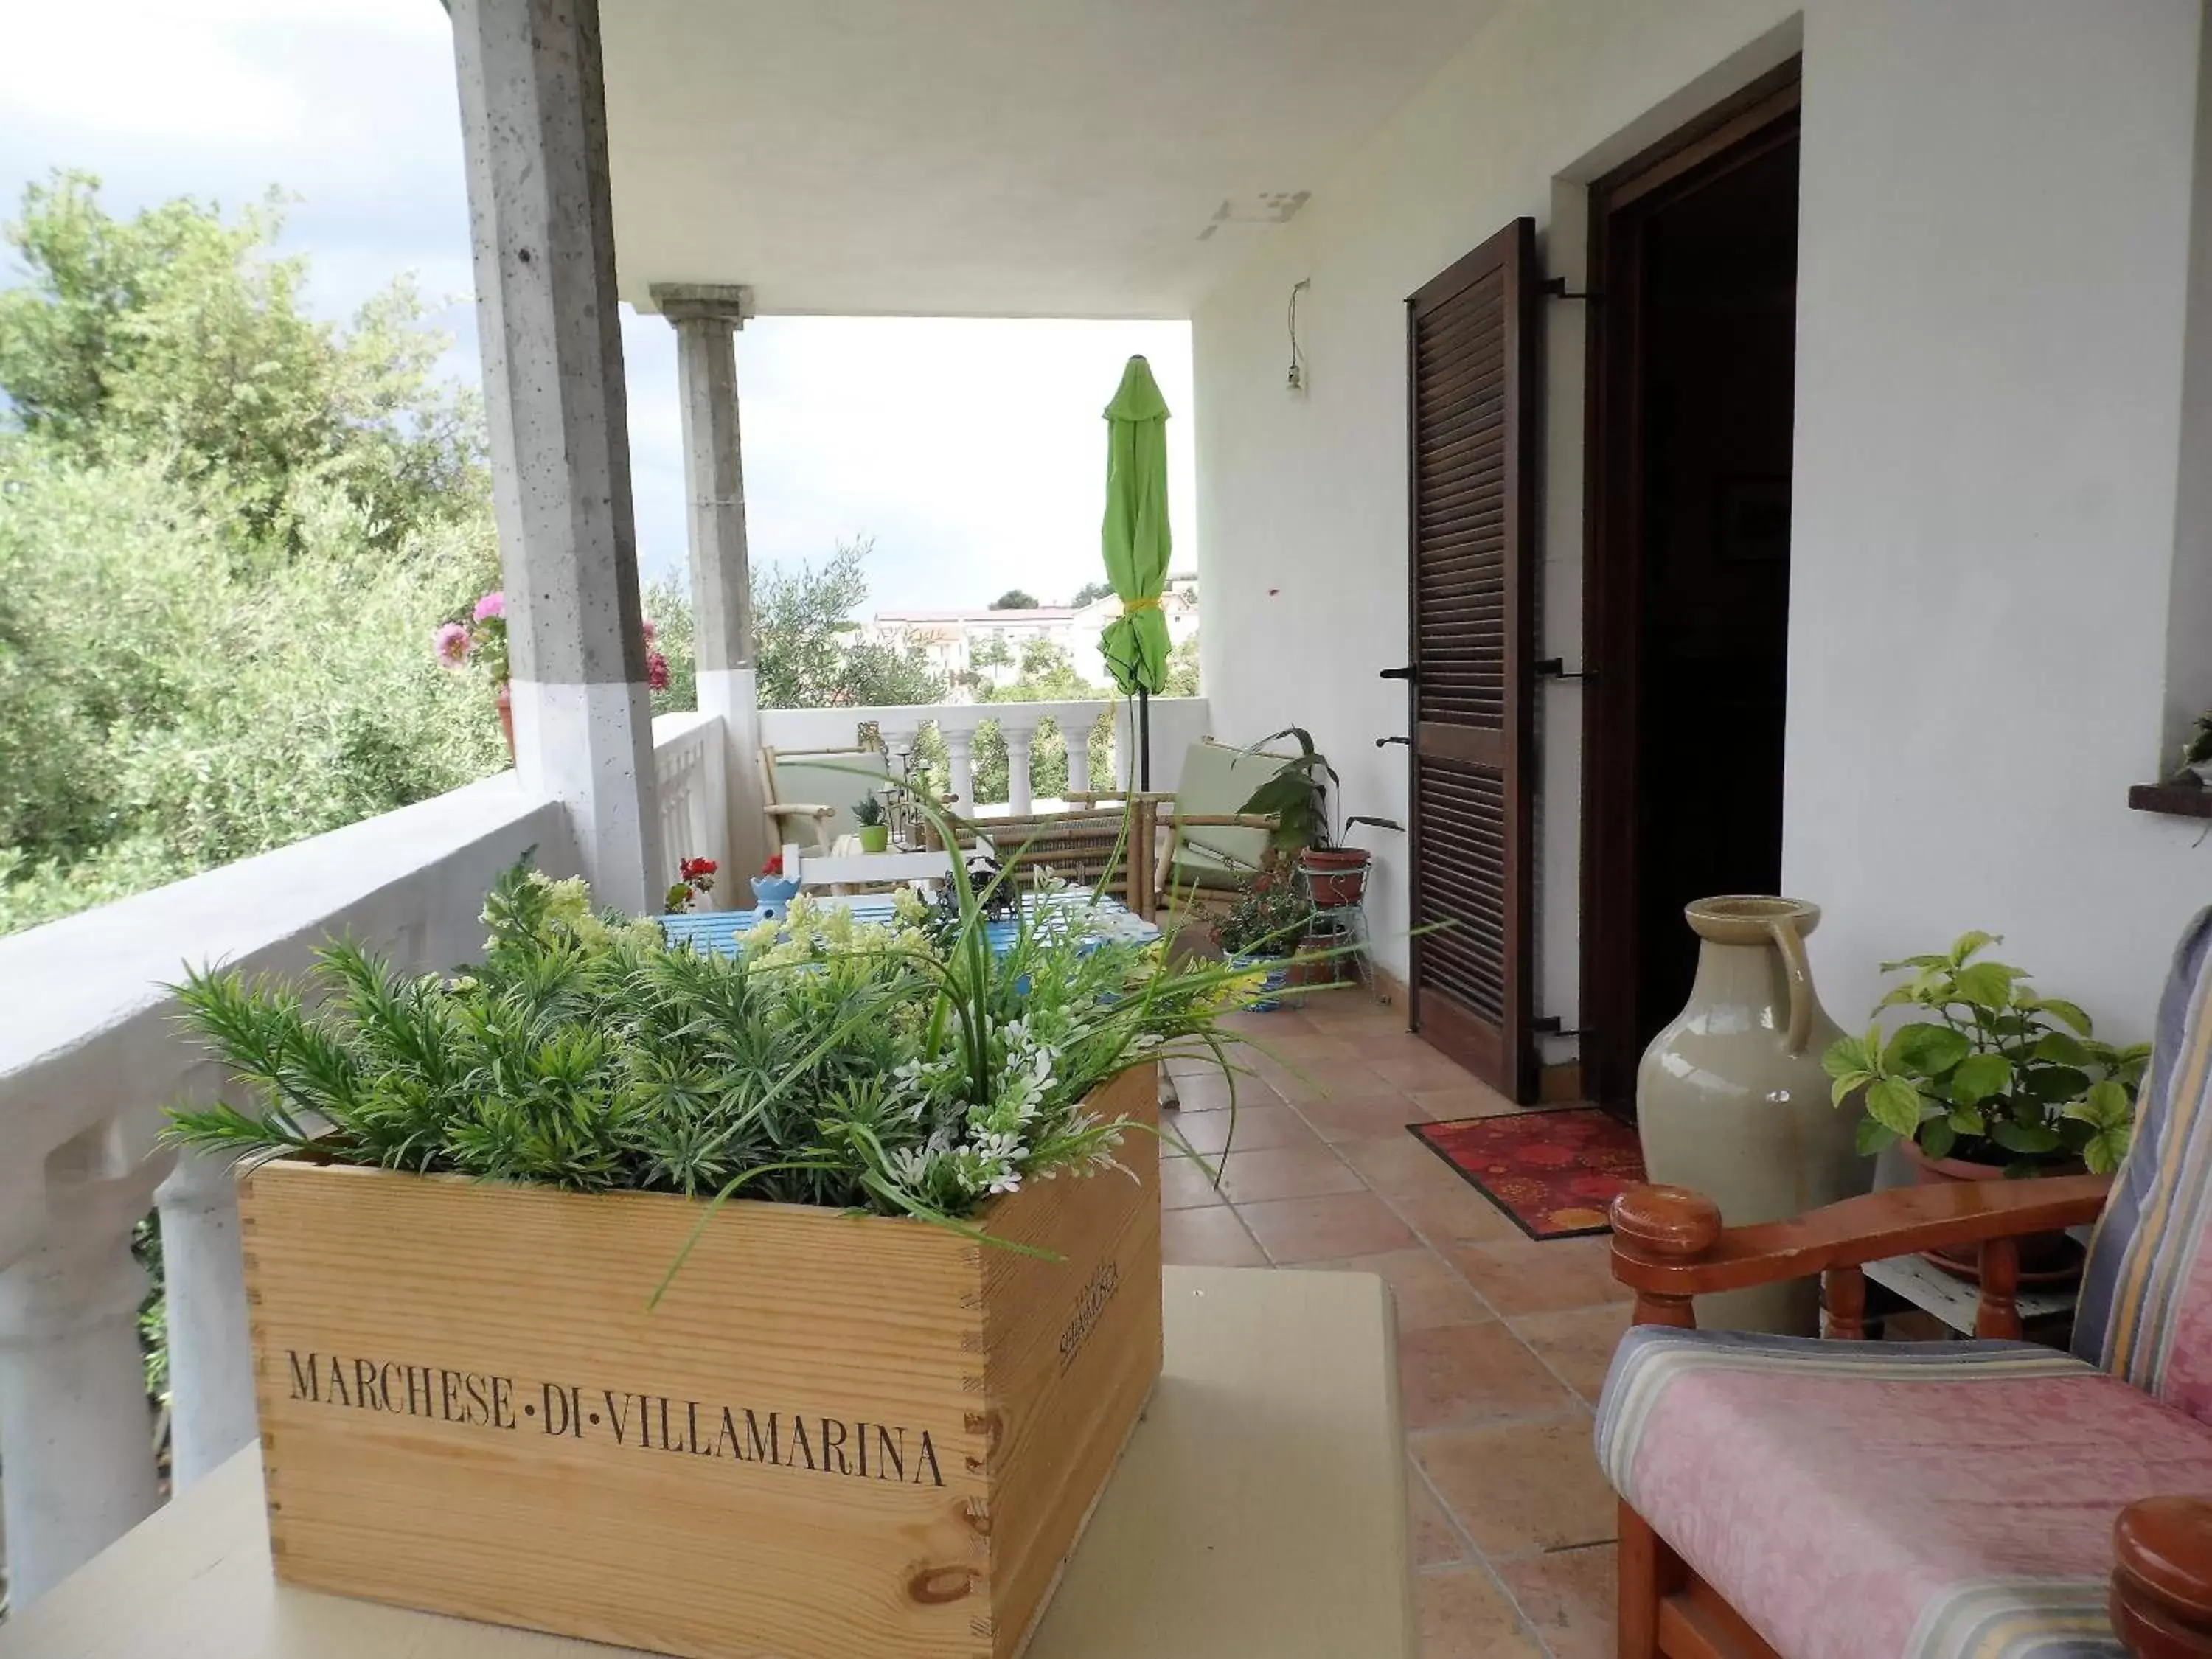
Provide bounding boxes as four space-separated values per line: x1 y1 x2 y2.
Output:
451 0 661 916
0 1145 170 1605
1000 716 1040 813
155 1148 257 1489
942 723 977 811
653 283 769 882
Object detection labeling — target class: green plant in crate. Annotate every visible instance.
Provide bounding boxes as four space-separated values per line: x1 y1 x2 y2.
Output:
1820 931 2149 1175
1211 872 1314 960
161 813 1272 1279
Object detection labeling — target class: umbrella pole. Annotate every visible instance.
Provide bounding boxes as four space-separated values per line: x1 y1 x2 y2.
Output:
1138 689 1151 792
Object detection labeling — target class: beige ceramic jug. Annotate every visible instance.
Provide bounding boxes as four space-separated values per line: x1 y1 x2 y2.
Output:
1635 896 1868 1334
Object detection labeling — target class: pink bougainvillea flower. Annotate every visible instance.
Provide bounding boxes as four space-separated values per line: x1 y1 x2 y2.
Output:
641 618 658 644
434 621 470 666
473 591 506 622
647 649 671 691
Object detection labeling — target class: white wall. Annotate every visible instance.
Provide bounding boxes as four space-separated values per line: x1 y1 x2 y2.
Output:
1787 0 2209 1040
1197 0 2212 1051
1193 0 1801 1020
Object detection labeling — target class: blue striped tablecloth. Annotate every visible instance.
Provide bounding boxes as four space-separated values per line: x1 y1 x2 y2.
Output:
658 887 1158 959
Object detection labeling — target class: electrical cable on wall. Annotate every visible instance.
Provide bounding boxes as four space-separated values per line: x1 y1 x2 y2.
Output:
1287 277 1310 392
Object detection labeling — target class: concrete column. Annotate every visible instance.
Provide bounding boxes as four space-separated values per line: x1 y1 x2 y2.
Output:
0 1149 170 1606
653 282 768 882
451 0 661 916
155 1150 257 1489
942 724 977 810
1001 717 1040 813
1065 716 1093 797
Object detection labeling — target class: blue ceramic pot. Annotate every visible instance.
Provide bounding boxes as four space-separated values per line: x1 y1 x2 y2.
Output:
751 874 800 919
1227 951 1292 1012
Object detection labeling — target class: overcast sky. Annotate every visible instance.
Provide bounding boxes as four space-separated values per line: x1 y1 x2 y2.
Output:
0 0 1197 611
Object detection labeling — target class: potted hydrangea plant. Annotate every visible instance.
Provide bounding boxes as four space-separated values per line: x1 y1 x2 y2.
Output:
438 591 670 762
1822 930 2148 1281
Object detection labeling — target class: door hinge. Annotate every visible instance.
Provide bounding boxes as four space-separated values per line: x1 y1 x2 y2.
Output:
1380 664 1418 681
1531 1016 1585 1037
1375 736 1411 749
1538 276 1600 302
1533 658 1592 682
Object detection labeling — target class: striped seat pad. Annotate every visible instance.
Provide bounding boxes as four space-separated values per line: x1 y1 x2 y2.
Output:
1596 1326 2212 1659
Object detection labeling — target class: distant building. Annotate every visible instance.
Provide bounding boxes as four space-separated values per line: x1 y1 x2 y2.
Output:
867 573 1197 700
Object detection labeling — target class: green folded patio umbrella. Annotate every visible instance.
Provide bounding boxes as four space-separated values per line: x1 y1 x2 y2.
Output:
1099 355 1172 788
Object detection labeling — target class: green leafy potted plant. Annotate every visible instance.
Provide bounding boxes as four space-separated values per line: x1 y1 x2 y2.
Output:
1822 931 2148 1280
1237 727 1372 905
1211 872 1315 1010
853 788 891 852
2177 711 2212 785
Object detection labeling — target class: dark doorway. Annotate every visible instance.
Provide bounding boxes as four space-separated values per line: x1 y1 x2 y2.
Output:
1581 70 1801 1113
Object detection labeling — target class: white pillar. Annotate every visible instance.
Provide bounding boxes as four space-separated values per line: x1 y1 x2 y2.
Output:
1065 715 1093 797
453 0 661 916
155 1150 257 1489
0 1151 170 1605
942 724 976 810
654 282 768 883
1001 717 1040 814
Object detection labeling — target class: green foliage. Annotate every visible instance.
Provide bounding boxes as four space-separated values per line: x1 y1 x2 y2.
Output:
1211 871 1313 959
0 175 504 936
164 851 1262 1265
1820 931 2150 1175
0 173 483 559
1237 726 1338 852
753 537 947 710
643 576 698 717
990 588 1040 611
852 790 886 828
1164 630 1201 697
1069 580 1115 608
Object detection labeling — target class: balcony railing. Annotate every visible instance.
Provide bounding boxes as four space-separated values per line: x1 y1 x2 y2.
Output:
0 694 1205 1606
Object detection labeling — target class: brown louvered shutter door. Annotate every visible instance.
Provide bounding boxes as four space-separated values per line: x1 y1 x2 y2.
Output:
1404 217 1538 1101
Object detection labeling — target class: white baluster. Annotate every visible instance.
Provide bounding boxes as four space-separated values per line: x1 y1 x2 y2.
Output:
1065 714 1093 797
1001 717 1040 814
156 1147 257 1491
942 724 976 810
0 1138 171 1606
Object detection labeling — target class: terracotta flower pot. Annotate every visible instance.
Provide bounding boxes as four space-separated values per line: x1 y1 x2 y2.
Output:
1902 1139 2085 1284
495 681 515 765
1299 847 1370 908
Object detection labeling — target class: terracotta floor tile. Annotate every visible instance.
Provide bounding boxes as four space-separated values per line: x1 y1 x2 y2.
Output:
1443 1234 1633 1318
1158 1152 1230 1211
1417 1565 1547 1659
1495 1543 1618 1659
1292 1091 1430 1141
1166 1070 1285 1113
1160 1205 1265 1267
1237 1190 1420 1264
1363 1051 1487 1093
1510 1304 1635 1405
1335 1133 1475 1195
1405 1082 1523 1120
1414 1415 1616 1557
1384 1182 1525 1250
1163 1102 1321 1155
1256 1031 1363 1062
1211 1144 1366 1205
1270 1057 1401 1099
1397 1321 1576 1431
1308 1248 1492 1332
1408 1461 1472 1568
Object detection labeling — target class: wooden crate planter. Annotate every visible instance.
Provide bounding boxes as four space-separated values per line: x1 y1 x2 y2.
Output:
238 1064 1162 1659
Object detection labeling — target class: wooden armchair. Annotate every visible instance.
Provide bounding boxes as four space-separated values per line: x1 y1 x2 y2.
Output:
1593 908 2212 1659
1603 1177 2212 1659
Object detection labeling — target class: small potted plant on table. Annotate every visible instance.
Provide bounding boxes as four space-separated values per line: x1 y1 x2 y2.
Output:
853 788 891 852
1822 930 2149 1282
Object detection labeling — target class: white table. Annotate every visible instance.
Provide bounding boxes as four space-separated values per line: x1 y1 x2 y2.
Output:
0 1268 1411 1659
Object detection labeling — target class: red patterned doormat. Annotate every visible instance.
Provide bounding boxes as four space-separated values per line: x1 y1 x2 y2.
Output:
1408 1108 1646 1240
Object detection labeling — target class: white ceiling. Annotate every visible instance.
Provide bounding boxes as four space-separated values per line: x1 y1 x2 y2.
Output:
602 0 1506 319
